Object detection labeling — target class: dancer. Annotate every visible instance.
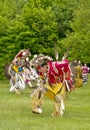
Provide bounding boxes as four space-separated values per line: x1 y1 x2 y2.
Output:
82 63 89 84
74 61 83 87
31 55 74 116
9 49 31 93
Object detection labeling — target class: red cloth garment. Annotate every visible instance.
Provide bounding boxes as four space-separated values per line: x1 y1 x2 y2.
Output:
47 59 69 84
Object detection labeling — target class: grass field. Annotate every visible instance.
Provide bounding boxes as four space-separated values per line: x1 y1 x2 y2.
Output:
0 75 90 130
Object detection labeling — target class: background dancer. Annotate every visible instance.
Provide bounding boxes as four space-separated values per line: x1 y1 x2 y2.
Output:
82 63 89 84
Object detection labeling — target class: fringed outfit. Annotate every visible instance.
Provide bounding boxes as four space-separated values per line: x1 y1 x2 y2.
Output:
82 65 89 84
75 65 83 87
31 59 73 116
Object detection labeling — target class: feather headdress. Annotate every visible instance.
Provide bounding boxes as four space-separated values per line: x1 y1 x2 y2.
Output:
30 54 53 67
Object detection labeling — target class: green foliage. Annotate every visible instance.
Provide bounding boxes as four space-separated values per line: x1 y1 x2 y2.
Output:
0 0 90 79
52 0 79 38
21 3 58 51
61 0 90 63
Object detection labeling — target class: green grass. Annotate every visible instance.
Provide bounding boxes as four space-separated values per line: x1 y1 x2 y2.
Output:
0 75 90 130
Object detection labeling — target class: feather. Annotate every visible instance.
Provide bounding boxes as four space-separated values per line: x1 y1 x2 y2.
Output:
54 43 59 61
62 46 71 60
4 63 12 79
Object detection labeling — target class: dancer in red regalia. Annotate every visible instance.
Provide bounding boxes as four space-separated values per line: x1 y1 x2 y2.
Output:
31 55 74 116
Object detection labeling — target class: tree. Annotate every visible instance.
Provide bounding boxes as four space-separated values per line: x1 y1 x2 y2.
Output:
61 0 90 63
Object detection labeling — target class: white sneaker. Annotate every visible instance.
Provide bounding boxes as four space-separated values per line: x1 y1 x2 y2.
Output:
38 108 42 113
32 107 42 114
